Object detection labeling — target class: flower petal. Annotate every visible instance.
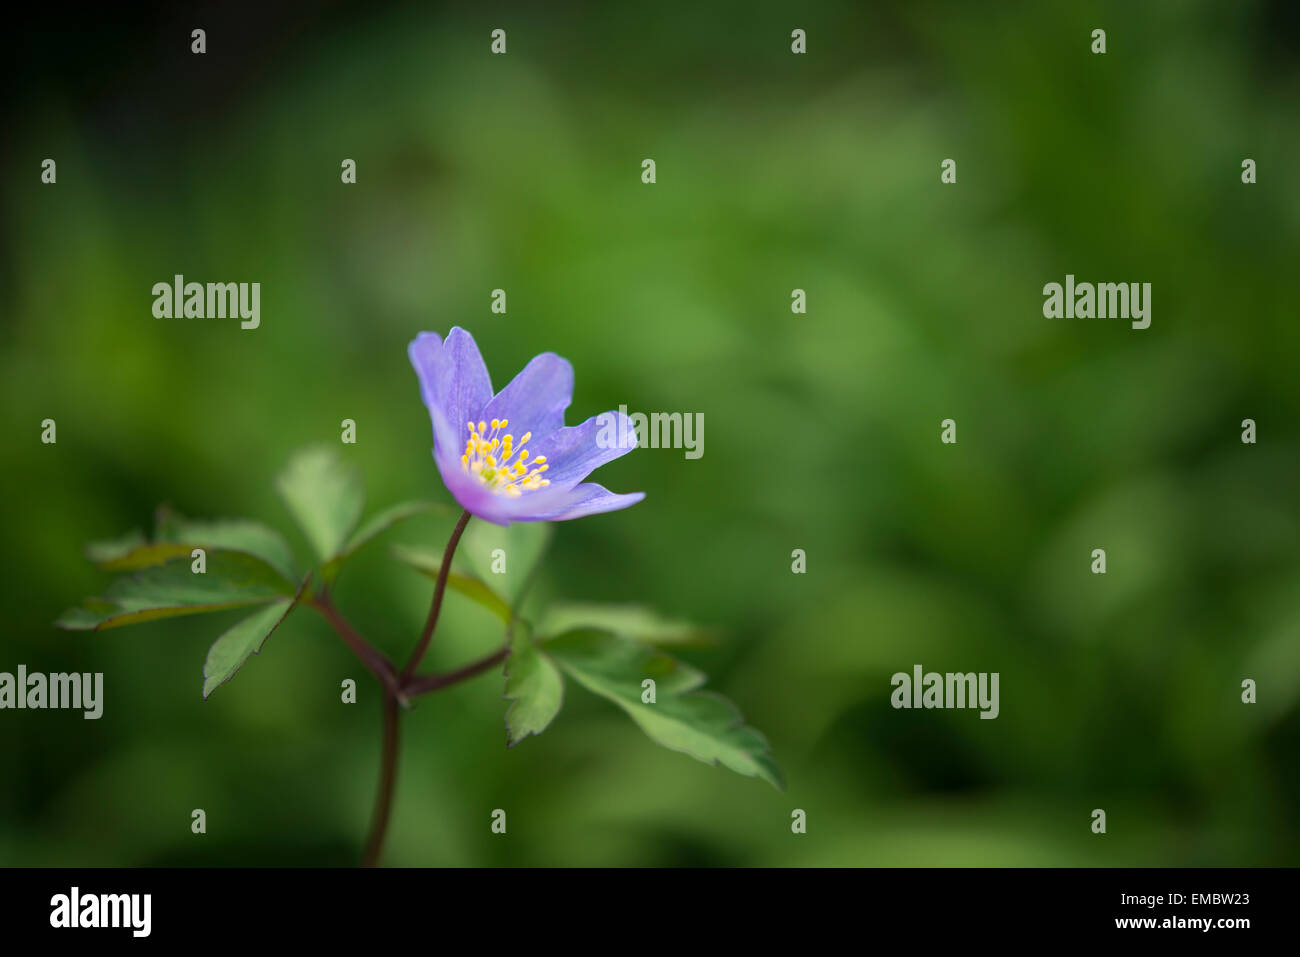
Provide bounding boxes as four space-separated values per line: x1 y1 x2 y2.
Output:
408 328 493 447
481 352 573 442
527 411 640 491
409 332 643 527
527 482 646 522
437 465 643 526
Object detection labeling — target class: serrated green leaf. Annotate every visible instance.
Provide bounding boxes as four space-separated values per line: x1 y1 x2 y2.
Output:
202 597 296 698
87 513 298 583
504 624 563 746
155 512 298 583
91 542 195 572
275 446 364 565
54 598 119 631
322 500 453 581
545 629 783 790
390 543 514 624
545 628 706 695
55 550 295 631
458 519 552 605
539 602 713 647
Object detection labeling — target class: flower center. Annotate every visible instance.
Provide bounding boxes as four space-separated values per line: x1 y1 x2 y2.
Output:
462 418 550 497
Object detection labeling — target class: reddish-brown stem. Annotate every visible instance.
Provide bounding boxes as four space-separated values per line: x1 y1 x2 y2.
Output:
400 509 471 681
309 508 508 867
358 649 509 867
403 646 509 697
361 693 400 868
308 591 401 695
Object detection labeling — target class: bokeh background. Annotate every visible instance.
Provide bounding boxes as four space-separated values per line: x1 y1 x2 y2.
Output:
3 0 1299 866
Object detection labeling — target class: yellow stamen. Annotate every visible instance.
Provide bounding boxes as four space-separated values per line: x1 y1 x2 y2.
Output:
460 417 548 496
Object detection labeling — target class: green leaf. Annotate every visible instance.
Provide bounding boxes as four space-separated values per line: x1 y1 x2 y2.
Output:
447 572 514 624
54 599 120 631
152 509 298 583
546 628 706 695
323 500 453 581
545 629 783 790
90 542 195 572
202 597 296 699
85 529 147 565
458 519 552 605
390 544 514 624
56 550 295 631
275 445 364 565
539 602 713 647
503 624 563 745
87 512 298 584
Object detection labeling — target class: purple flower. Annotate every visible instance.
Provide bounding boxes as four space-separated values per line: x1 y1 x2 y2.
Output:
409 327 644 526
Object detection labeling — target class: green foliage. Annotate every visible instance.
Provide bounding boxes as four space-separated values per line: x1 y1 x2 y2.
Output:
275 448 449 584
393 514 780 785
85 541 194 573
503 622 563 745
322 500 452 582
543 629 784 790
56 550 295 631
457 519 553 604
57 449 383 696
437 524 781 786
84 529 149 566
539 602 713 647
202 598 300 699
391 542 516 624
13 0 1300 864
154 509 299 583
56 447 781 787
275 446 365 566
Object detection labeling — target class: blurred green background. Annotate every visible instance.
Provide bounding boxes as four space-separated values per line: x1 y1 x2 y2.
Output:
3 0 1299 866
